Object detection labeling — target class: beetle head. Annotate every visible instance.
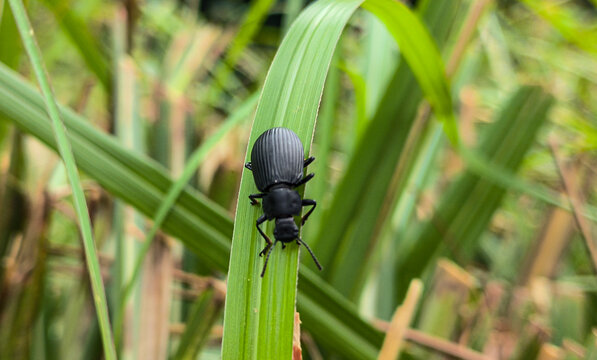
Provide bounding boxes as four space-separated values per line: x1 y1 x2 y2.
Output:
273 217 298 242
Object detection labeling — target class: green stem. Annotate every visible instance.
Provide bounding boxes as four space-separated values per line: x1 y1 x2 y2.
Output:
7 0 117 358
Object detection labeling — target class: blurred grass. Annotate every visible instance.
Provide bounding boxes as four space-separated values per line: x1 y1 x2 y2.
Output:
7 0 116 357
312 0 461 300
395 85 554 300
39 0 111 91
1 0 596 359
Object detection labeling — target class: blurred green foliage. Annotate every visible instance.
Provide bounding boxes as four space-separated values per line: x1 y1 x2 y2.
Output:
0 0 596 359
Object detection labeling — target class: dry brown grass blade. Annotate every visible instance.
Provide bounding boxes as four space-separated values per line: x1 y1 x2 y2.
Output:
537 343 564 360
549 140 597 273
137 236 173 359
378 279 423 360
293 312 302 360
522 207 577 284
404 329 492 360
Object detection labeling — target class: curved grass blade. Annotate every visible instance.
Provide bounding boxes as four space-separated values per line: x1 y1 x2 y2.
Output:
310 0 461 297
223 0 456 358
6 0 116 358
0 63 234 270
0 64 385 358
0 1 457 352
222 2 365 358
210 0 276 97
40 0 111 91
394 86 554 301
113 92 259 341
362 0 458 145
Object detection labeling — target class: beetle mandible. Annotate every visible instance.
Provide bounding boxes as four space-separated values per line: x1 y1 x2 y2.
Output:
244 127 322 277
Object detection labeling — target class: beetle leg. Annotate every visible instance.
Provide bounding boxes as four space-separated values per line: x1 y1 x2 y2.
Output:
260 241 276 277
244 162 252 171
301 199 316 225
294 173 314 188
248 193 265 206
296 237 322 271
303 156 315 168
256 215 272 257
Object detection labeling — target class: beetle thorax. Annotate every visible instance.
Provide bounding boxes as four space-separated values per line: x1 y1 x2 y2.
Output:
262 186 302 219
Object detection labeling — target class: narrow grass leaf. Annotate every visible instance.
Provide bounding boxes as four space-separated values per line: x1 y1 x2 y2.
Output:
0 62 384 359
210 0 276 96
40 0 111 90
0 0 22 145
362 0 458 145
312 0 461 299
224 0 456 357
394 86 554 300
0 63 234 270
173 287 225 360
520 0 597 55
116 92 259 335
223 2 363 358
7 0 116 357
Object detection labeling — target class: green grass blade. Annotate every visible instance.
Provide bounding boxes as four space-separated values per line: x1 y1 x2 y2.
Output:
40 0 111 90
303 54 339 242
6 0 116 358
394 86 554 301
222 2 364 358
362 0 458 145
520 0 597 55
223 0 456 357
0 62 384 359
297 267 384 358
114 92 259 337
173 287 225 360
210 0 276 95
0 0 22 146
310 0 461 297
0 63 234 270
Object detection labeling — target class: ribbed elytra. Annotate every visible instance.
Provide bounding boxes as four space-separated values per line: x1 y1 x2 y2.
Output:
250 127 304 192
245 127 322 277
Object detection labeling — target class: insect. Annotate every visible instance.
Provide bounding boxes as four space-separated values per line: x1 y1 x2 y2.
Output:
245 127 322 277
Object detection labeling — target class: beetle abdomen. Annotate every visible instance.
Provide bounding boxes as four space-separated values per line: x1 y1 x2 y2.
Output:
250 127 304 191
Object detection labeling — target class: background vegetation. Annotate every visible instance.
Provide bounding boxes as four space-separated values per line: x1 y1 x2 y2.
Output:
0 0 596 359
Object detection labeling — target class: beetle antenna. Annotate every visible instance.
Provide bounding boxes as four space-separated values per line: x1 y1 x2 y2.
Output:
297 238 322 271
260 243 276 277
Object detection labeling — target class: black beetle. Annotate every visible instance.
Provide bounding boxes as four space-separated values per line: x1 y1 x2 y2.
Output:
245 127 322 277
